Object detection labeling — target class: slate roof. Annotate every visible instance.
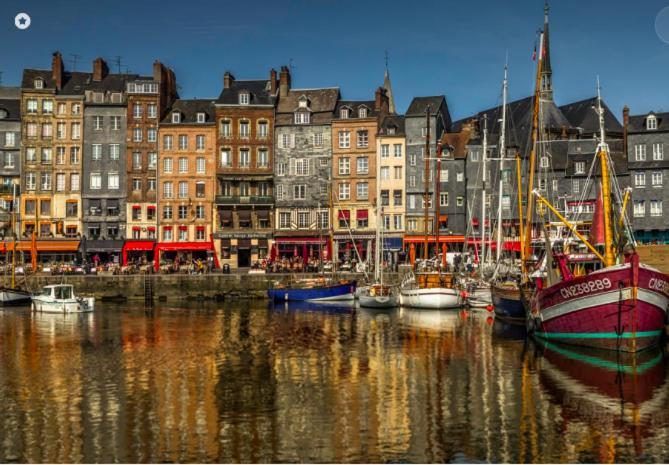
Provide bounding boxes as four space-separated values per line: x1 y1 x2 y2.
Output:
378 115 405 136
276 88 340 126
406 96 445 117
334 100 379 119
0 99 20 121
559 97 622 136
628 111 669 133
162 99 216 124
22 69 146 95
216 79 276 106
0 87 20 99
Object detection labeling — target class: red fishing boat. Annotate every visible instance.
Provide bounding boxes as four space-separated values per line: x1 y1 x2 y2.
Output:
526 88 669 352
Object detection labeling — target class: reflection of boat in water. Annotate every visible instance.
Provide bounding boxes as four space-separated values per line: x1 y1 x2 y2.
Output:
398 307 462 331
492 317 527 341
534 338 668 423
270 299 355 315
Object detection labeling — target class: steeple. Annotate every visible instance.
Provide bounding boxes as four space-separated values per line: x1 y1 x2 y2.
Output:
383 51 397 114
540 1 553 100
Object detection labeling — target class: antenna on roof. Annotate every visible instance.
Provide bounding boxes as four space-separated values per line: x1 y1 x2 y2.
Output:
111 56 124 74
67 53 81 71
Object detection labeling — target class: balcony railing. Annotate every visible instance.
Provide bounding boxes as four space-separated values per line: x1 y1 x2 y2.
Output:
215 195 273 205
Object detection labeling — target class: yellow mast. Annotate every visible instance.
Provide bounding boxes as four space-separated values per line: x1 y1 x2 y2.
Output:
523 30 546 274
595 83 615 267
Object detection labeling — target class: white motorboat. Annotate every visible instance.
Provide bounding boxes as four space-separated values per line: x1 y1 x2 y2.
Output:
399 272 462 309
462 279 492 308
31 284 95 313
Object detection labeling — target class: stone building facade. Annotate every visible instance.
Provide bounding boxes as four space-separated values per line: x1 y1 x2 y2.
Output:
214 70 277 268
273 67 339 262
0 87 21 231
626 108 669 243
125 62 177 240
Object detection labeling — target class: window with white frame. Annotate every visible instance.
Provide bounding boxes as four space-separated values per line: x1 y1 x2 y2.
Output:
133 178 142 191
178 181 188 198
358 107 367 118
42 100 53 114
148 152 157 169
34 79 43 89
409 175 416 187
196 157 205 174
394 166 402 179
257 149 269 168
635 144 647 161
279 133 295 149
297 212 309 228
258 121 268 138
457 172 464 182
651 200 663 216
3 152 13 168
339 183 350 200
276 184 284 200
294 184 307 200
258 182 269 196
634 172 646 187
220 148 231 167
652 171 663 186
171 112 181 123
574 161 585 174
196 112 206 123
133 104 142 119
90 173 101 190
339 157 350 175
111 116 121 130
394 144 402 157
277 162 286 176
239 149 250 167
109 144 120 160
313 132 323 147
340 108 349 119
196 135 205 150
133 127 142 142
357 157 369 174
41 123 52 138
357 182 368 200
440 192 449 206
71 173 80 191
456 196 464 207
163 157 173 173
56 173 65 192
40 173 52 190
381 166 390 180
92 144 102 160
108 172 119 190
239 121 250 138
633 200 645 217
163 135 173 150
220 120 231 137
647 115 657 130
279 212 290 228
25 172 36 190
93 116 103 130
294 111 310 124
178 134 188 150
318 211 329 229
4 132 15 147
572 178 580 193
409 154 416 166
540 156 550 168
56 147 65 165
407 219 417 231
339 131 350 148
148 104 157 118
394 214 402 230
41 148 52 164
179 157 188 173
357 130 368 148
295 158 309 176
148 128 157 142
239 92 250 105
381 144 389 158
653 143 664 160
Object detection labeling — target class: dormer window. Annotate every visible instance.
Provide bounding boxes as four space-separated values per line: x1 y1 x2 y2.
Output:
34 78 44 90
171 112 181 124
388 127 396 135
340 108 349 119
196 112 206 123
647 115 658 130
358 107 368 118
294 111 310 125
239 92 250 105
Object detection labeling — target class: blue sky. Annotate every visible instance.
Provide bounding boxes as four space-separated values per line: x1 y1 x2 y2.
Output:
2 0 669 121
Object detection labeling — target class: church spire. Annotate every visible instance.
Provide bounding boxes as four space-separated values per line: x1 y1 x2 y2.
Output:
540 1 553 100
383 51 397 114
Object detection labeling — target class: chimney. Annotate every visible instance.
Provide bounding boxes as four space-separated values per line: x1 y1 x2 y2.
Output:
279 66 291 97
560 125 567 139
623 105 630 158
223 71 235 90
92 57 108 82
153 60 164 83
375 86 389 114
269 69 277 94
51 51 64 91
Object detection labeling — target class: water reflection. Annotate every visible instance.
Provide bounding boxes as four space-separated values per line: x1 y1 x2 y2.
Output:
0 302 668 463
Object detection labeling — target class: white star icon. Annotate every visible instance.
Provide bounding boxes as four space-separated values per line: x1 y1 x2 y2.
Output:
15 13 31 30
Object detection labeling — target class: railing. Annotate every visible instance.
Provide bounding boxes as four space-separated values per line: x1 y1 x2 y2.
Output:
215 195 274 205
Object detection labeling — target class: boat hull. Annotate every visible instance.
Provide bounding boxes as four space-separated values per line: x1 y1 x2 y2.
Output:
529 261 669 352
268 281 356 302
399 287 462 309
0 288 32 306
467 287 491 308
491 283 526 322
359 293 399 309
31 298 93 313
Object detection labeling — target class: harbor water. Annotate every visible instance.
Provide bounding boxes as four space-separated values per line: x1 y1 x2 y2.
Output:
0 301 668 463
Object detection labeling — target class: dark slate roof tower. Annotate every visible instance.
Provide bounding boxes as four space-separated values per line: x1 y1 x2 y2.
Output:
540 1 553 101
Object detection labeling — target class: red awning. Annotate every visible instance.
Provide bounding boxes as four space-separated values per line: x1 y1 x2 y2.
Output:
471 217 479 226
147 226 156 231
154 241 218 271
356 209 368 220
132 227 140 231
147 206 156 210
163 226 172 230
338 210 350 220
122 240 155 252
179 226 187 231
196 226 205 231
132 205 141 209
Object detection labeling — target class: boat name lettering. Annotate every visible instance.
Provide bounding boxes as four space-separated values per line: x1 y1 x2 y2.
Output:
560 278 611 299
649 278 669 297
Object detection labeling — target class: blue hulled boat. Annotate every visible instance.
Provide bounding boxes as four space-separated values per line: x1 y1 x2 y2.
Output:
491 281 526 323
268 278 356 302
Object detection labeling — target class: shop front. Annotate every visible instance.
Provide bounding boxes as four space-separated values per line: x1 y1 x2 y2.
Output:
121 239 155 266
153 240 219 271
1 239 81 266
333 233 375 265
81 239 124 265
215 232 271 269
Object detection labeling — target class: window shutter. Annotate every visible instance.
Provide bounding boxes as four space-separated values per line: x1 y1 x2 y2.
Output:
288 158 295 176
290 134 296 148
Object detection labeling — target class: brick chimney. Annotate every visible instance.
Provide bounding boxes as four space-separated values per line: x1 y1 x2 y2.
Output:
153 60 165 83
375 86 389 114
279 66 291 97
51 51 64 91
223 71 235 90
623 105 630 158
92 57 108 82
269 69 277 94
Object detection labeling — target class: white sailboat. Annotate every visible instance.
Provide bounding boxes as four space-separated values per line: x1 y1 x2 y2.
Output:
399 106 462 309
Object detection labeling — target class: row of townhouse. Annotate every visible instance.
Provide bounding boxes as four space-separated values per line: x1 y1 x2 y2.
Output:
0 44 667 269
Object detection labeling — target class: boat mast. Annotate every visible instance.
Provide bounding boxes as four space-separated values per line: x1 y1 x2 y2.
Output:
375 129 382 283
423 105 431 262
596 79 615 266
481 114 488 266
11 183 16 288
495 64 508 263
435 142 442 269
523 29 545 275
